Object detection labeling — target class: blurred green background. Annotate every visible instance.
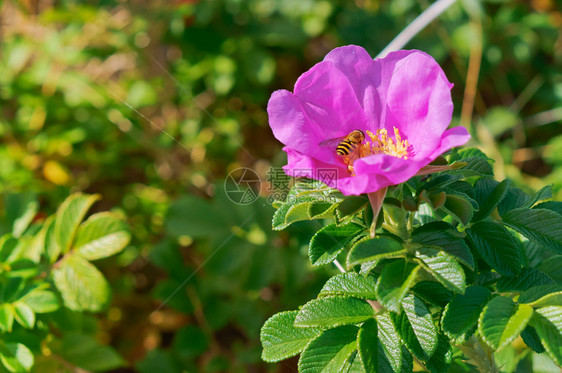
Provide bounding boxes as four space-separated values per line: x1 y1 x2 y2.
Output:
0 0 561 371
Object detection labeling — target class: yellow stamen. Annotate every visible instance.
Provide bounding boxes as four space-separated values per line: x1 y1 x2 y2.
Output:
364 127 410 159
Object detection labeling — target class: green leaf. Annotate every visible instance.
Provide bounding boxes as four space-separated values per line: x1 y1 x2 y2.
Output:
0 343 34 372
260 311 322 363
54 193 101 254
466 221 522 276
441 286 492 343
309 223 364 266
376 260 420 313
400 294 438 359
441 193 475 226
298 325 358 373
12 302 34 329
411 281 453 308
416 247 466 293
531 306 562 365
273 193 342 230
425 334 453 373
0 304 14 332
538 255 562 283
519 286 562 307
412 222 475 269
447 148 494 177
20 290 60 313
5 192 38 238
57 333 125 372
319 273 377 299
479 296 534 351
534 201 562 216
521 326 545 353
473 179 509 221
336 197 368 219
295 296 373 328
347 236 406 269
0 235 18 264
529 185 554 207
377 313 413 373
43 217 60 264
74 212 131 260
502 208 562 254
497 268 555 292
498 187 531 216
358 319 377 372
53 254 111 312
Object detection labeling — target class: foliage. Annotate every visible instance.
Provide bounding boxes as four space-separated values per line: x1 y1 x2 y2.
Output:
0 0 560 371
0 193 129 372
261 149 562 372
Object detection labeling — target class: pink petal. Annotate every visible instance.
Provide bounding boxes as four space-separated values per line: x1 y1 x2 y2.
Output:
376 50 454 158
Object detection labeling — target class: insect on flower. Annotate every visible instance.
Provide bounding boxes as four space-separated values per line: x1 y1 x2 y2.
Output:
267 45 471 196
319 130 366 174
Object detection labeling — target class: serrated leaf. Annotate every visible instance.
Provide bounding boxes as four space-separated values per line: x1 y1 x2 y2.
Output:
399 294 438 359
521 326 545 354
498 187 531 216
295 296 373 328
534 201 562 216
376 260 420 313
347 236 406 269
425 334 453 373
0 343 34 372
497 268 555 292
20 290 60 313
531 306 562 365
260 311 322 362
416 247 466 293
54 193 101 254
466 221 522 276
273 201 312 230
441 193 475 226
12 302 34 329
519 286 562 308
319 273 377 299
441 286 492 342
528 185 553 208
298 325 358 373
473 179 509 221
479 296 533 351
538 255 562 283
447 148 494 177
53 254 111 312
377 313 413 373
336 197 368 218
413 222 475 269
502 208 562 254
358 318 378 372
74 212 131 260
411 281 453 308
309 223 364 266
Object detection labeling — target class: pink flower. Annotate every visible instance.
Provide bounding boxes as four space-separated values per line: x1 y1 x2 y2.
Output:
267 45 470 196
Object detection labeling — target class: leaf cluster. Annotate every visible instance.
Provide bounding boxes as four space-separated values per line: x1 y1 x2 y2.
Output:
0 193 130 372
261 149 562 372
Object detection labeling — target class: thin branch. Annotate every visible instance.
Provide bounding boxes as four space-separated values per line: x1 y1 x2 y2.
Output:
377 0 458 58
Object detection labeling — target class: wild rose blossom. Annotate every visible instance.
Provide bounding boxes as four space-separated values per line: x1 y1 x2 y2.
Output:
267 45 470 196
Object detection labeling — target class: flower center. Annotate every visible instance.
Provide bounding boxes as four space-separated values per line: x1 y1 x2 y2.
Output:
344 127 411 176
364 127 410 159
